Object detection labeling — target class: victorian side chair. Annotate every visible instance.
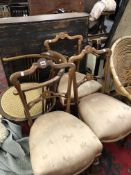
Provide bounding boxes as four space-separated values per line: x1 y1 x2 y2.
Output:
69 45 131 143
14 58 103 175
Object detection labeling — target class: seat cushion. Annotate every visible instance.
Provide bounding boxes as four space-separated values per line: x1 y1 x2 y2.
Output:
58 72 102 104
0 83 42 121
29 111 102 175
79 93 131 142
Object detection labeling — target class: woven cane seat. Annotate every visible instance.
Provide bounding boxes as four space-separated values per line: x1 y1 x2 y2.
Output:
58 72 102 104
110 36 131 100
79 93 131 142
0 83 42 121
29 111 102 175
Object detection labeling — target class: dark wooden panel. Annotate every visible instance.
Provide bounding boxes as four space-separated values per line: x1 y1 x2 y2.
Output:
0 0 27 5
0 13 88 58
0 0 9 5
0 13 89 81
29 0 84 15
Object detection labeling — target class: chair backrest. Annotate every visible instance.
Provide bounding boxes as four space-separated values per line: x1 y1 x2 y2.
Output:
110 36 131 100
1 51 66 85
10 56 76 126
69 45 111 92
44 32 83 70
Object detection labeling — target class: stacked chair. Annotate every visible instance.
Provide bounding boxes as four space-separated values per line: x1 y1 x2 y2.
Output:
1 33 131 175
0 50 103 174
67 45 131 143
44 32 102 105
0 51 66 126
29 35 131 174
28 58 103 175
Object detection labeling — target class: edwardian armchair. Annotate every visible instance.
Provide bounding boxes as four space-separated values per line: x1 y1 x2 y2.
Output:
19 58 103 175
0 51 66 126
70 45 131 143
110 36 131 101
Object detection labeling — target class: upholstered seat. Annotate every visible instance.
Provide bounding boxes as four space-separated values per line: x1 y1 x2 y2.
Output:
0 83 42 121
29 111 102 175
79 93 131 142
58 72 102 104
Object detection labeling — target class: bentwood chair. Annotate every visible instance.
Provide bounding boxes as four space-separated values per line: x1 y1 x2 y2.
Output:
28 58 103 175
0 51 66 126
70 45 131 143
110 36 131 101
44 33 102 105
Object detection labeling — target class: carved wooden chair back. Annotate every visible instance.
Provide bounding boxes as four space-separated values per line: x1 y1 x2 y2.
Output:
1 51 66 85
57 45 111 109
68 45 111 93
44 32 83 71
10 58 76 126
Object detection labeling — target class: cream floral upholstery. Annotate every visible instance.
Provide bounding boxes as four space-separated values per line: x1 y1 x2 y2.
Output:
79 93 131 142
58 72 102 104
29 111 102 175
0 83 42 121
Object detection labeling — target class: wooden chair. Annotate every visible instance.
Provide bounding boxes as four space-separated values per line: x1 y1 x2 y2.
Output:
44 33 102 105
58 46 104 106
70 45 131 143
29 59 103 175
0 51 66 126
110 36 131 101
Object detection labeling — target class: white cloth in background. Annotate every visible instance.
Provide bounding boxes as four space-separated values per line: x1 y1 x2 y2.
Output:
90 0 116 21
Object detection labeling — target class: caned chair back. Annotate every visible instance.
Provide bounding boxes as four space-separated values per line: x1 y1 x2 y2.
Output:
110 36 131 100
